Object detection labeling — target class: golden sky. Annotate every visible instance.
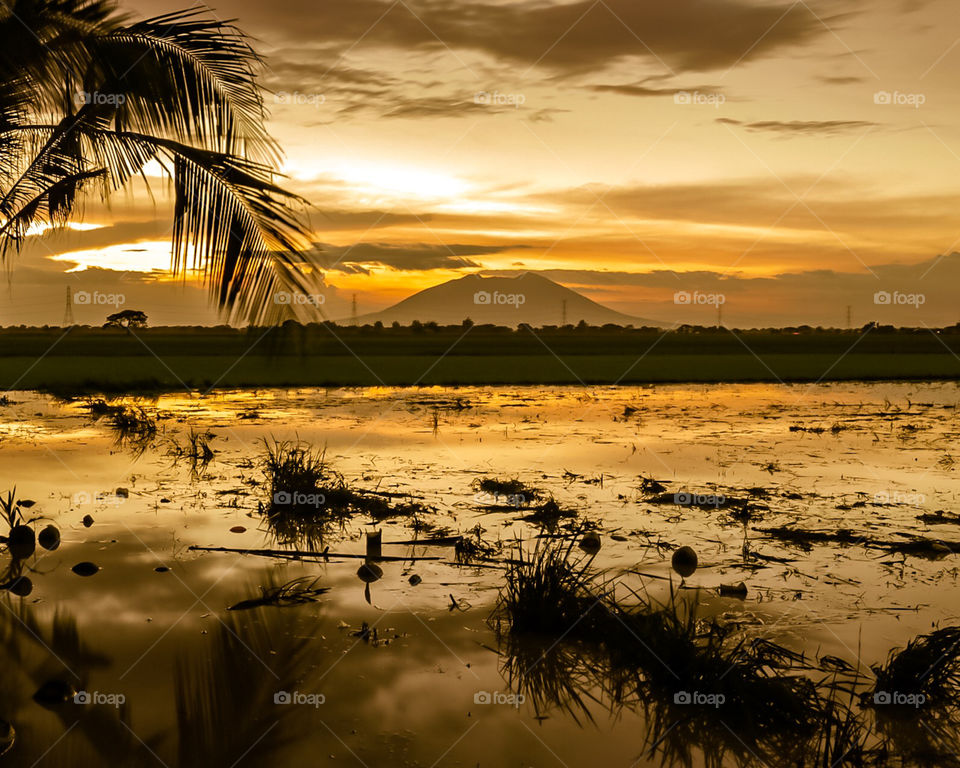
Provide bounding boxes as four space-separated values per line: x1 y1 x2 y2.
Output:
4 0 960 326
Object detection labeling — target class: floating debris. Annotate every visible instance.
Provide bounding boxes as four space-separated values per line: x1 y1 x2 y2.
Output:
37 525 60 551
671 546 698 578
579 531 601 554
473 477 541 508
719 582 748 598
71 562 100 577
228 577 329 611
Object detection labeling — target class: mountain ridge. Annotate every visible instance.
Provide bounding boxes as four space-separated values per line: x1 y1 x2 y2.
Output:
342 273 665 327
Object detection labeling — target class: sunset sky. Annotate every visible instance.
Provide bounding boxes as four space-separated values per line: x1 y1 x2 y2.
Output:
4 0 960 326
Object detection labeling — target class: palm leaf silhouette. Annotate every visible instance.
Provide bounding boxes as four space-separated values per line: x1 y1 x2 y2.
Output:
0 0 321 324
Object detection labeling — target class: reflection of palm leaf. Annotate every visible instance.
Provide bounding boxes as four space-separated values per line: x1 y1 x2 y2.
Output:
0 600 155 766
175 613 321 767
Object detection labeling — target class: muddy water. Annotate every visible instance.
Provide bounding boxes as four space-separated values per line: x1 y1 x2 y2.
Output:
1 382 959 766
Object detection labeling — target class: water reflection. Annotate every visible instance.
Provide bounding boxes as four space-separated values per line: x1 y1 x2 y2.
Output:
1 383 959 766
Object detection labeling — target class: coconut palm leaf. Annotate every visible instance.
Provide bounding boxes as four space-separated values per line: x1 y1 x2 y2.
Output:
0 0 319 324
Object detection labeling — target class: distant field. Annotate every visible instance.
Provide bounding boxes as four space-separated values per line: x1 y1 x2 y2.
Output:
2 325 960 391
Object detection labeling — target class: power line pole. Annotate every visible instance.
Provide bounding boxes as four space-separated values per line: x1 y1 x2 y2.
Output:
846 305 852 329
63 286 74 326
351 294 358 326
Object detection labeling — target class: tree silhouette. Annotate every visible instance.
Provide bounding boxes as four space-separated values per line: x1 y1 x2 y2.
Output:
104 309 147 329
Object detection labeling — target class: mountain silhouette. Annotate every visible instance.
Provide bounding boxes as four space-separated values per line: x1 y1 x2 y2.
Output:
346 273 665 327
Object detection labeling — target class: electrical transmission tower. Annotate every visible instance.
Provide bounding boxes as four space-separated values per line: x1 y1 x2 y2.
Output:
63 286 75 326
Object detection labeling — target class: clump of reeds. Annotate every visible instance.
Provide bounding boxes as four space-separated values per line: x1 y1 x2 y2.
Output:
492 535 601 637
260 440 431 547
871 627 960 712
520 497 578 527
492 537 821 767
168 430 216 476
473 477 541 507
84 399 158 455
864 626 960 763
454 524 502 564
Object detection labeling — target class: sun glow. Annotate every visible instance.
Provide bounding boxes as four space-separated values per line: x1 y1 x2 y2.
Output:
51 240 177 273
290 161 469 203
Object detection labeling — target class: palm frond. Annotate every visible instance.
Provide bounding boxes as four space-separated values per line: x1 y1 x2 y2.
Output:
91 8 276 160
0 0 320 323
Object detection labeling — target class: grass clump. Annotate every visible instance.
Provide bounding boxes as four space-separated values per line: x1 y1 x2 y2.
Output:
474 477 541 508
492 535 600 635
260 440 431 547
84 398 157 455
492 537 822 767
871 627 960 714
168 430 216 477
867 627 960 763
454 524 502 564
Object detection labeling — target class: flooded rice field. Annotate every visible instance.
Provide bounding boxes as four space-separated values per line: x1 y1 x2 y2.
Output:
2 381 960 767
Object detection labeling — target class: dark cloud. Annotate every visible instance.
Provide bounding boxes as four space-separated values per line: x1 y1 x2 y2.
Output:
380 96 506 119
311 242 528 272
152 0 826 75
817 74 867 85
589 82 724 98
546 177 958 233
716 117 877 136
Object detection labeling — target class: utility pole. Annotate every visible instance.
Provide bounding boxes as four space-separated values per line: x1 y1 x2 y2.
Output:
351 294 358 325
846 305 852 329
717 304 723 328
63 286 74 327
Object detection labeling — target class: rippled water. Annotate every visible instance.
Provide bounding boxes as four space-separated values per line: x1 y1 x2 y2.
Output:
1 382 958 766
